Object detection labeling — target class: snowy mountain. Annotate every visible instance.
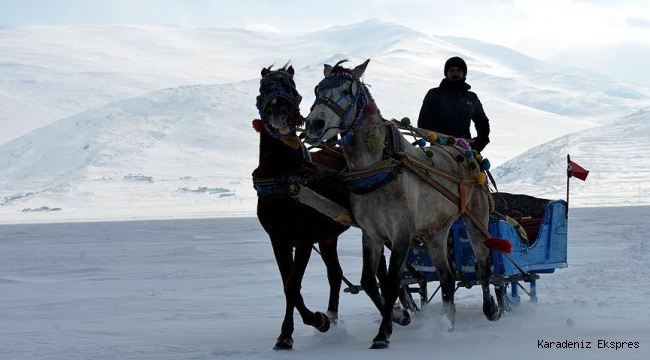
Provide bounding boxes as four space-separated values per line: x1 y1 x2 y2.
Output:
492 107 650 206
0 83 260 223
3 20 649 145
1 20 650 223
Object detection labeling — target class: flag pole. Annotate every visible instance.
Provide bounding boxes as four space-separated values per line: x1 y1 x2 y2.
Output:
566 154 570 217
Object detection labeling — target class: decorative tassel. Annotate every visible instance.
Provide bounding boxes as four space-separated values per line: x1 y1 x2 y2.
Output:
365 102 378 116
252 119 263 133
365 127 385 153
485 237 512 253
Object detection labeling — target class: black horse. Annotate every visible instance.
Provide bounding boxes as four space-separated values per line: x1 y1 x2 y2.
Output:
252 64 351 351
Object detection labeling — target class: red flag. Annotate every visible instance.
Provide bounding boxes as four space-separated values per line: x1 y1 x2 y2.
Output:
567 159 589 181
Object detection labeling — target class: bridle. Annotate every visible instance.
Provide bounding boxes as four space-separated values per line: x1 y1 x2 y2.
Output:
310 71 375 146
256 70 302 139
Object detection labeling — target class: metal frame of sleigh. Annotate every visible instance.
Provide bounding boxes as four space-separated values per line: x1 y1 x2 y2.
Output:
291 176 568 311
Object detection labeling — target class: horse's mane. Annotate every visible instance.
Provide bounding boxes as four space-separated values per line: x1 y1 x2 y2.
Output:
331 59 351 73
264 61 292 74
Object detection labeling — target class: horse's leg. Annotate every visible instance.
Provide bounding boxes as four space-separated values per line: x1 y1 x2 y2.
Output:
270 237 296 350
377 244 410 325
425 228 457 330
318 237 342 325
376 246 388 297
360 231 386 315
370 236 411 349
289 243 331 333
464 216 501 322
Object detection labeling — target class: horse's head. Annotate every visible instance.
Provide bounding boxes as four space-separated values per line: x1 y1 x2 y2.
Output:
304 59 373 145
256 64 303 136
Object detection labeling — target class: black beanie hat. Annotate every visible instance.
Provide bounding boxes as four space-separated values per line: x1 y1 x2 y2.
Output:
444 56 467 76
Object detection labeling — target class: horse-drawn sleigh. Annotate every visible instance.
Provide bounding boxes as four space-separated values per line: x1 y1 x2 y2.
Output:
253 60 568 350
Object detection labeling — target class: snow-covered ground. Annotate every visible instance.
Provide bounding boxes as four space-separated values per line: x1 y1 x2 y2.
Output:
1 205 648 360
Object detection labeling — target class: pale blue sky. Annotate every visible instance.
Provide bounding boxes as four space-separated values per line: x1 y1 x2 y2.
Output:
1 0 649 59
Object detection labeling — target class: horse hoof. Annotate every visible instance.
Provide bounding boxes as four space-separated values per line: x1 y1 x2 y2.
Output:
327 311 339 326
392 307 411 326
486 308 502 322
370 340 389 349
315 311 331 332
484 298 502 321
273 338 293 351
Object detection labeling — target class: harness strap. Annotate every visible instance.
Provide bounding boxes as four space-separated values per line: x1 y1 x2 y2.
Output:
311 97 347 119
459 177 467 215
341 159 401 181
399 155 492 239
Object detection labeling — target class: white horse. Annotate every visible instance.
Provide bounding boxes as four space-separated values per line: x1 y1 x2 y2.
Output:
304 59 506 349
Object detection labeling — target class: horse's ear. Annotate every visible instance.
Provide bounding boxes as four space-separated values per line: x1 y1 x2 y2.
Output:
324 64 333 76
351 59 370 79
287 65 294 76
261 67 270 77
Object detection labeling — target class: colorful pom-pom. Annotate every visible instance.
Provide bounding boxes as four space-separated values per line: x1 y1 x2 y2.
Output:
416 139 427 147
400 117 411 126
428 132 437 142
426 149 434 158
470 161 478 170
475 154 484 162
365 102 378 116
476 172 487 184
481 158 491 170
252 119 263 133
456 138 470 150
465 150 473 158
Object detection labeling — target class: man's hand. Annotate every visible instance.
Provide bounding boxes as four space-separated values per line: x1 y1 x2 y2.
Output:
470 136 489 152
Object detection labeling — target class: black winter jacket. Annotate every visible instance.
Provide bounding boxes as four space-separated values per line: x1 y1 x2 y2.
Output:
417 78 490 151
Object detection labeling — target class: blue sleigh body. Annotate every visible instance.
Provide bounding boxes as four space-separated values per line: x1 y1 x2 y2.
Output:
401 199 568 307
